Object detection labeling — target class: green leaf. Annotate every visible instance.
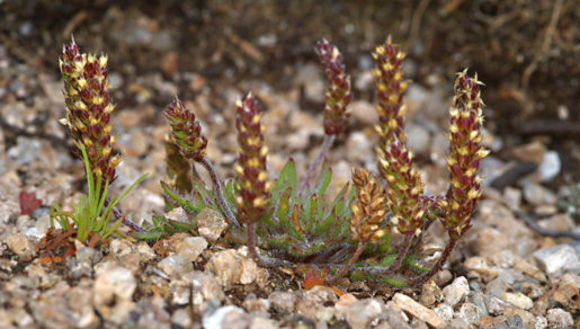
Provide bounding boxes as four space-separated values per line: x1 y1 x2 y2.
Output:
379 274 408 287
161 181 199 214
314 162 332 196
225 179 237 207
274 159 297 194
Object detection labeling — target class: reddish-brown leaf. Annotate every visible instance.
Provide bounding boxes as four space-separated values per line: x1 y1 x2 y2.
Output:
19 191 42 215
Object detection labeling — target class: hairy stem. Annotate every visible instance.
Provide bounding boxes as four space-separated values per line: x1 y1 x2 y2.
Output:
197 157 240 228
318 234 415 277
325 242 366 285
298 134 336 196
245 221 292 268
106 199 144 232
349 233 413 277
246 221 260 262
384 233 413 273
407 238 457 285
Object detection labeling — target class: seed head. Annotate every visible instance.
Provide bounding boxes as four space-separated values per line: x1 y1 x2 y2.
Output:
443 70 489 240
60 37 119 184
377 139 425 235
235 93 271 224
315 39 352 136
372 36 410 149
165 98 208 161
350 168 387 242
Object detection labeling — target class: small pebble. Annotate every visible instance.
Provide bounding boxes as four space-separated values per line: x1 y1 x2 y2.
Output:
157 254 193 278
545 308 573 329
502 292 533 311
442 276 470 307
392 293 447 329
538 151 560 182
5 233 34 261
196 208 228 241
533 244 580 277
346 299 384 329
202 305 248 329
268 291 296 313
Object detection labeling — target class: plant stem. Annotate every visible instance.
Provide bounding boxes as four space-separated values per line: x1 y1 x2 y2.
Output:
107 199 144 232
245 221 291 268
246 221 260 262
298 134 336 196
316 234 414 278
325 242 366 285
407 238 456 285
197 157 240 228
349 233 413 277
384 233 413 273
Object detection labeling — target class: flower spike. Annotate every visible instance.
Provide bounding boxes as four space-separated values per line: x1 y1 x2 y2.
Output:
372 36 410 149
442 70 489 240
315 39 352 136
235 92 271 224
165 98 208 161
60 37 120 185
350 168 387 242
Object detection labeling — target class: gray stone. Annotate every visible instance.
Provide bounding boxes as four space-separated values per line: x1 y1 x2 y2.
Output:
28 281 72 329
464 256 500 281
538 151 561 182
188 271 225 314
432 303 453 322
5 233 34 261
176 236 208 262
533 244 580 277
334 293 358 321
442 276 470 307
409 318 429 329
503 307 536 328
552 273 580 310
68 280 99 329
157 254 193 278
455 302 482 325
350 100 378 126
93 265 136 324
466 291 488 316
294 63 325 103
491 315 525 329
534 316 548 329
268 291 296 313
406 123 431 155
445 318 470 329
502 292 533 310
67 241 98 279
7 137 41 164
392 293 447 329
346 298 384 329
420 280 443 307
295 286 337 323
546 308 573 329
172 308 193 328
248 316 278 329
205 249 259 288
522 182 557 206
196 208 229 241
485 295 511 316
202 305 248 329
384 301 412 329
242 297 269 313
166 206 189 223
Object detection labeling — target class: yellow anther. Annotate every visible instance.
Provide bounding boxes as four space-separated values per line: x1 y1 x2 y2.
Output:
258 171 268 182
234 164 244 175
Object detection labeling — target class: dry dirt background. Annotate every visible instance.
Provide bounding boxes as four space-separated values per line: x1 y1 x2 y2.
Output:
0 1 579 329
